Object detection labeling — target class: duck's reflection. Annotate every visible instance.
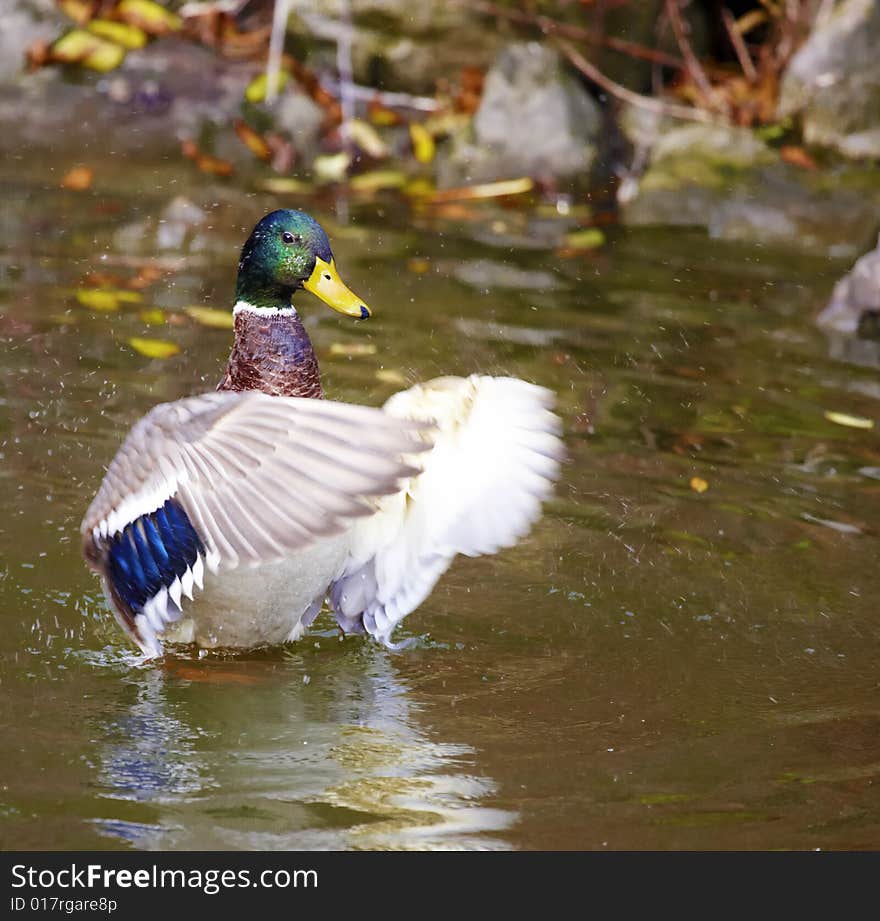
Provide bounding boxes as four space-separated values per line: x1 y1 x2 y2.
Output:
91 642 514 849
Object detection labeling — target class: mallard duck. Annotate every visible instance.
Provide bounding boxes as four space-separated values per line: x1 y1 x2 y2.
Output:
81 210 563 657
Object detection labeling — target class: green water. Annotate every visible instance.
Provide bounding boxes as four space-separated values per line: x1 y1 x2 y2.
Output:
2 152 880 850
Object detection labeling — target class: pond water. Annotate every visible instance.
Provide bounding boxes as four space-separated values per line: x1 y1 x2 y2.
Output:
2 149 880 851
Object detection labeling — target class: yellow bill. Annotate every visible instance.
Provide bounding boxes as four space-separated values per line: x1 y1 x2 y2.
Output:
303 257 371 318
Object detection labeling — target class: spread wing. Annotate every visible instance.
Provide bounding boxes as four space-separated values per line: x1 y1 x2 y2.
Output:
82 390 430 655
329 375 564 647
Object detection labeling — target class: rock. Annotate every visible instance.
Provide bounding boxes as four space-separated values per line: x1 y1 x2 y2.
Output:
0 0 62 84
272 88 326 162
818 234 880 335
114 196 210 254
451 259 565 292
287 0 503 93
621 122 880 258
778 0 880 158
437 43 601 186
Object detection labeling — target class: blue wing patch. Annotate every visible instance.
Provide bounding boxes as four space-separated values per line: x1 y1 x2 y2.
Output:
106 498 205 616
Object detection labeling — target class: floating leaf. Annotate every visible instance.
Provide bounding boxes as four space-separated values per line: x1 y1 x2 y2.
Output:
51 29 125 71
127 336 180 359
245 70 290 104
255 176 312 194
182 140 234 176
313 152 351 183
76 288 143 311
329 342 377 357
564 228 606 250
409 122 436 164
375 368 406 386
407 257 430 274
690 476 709 494
116 0 182 35
430 177 533 202
368 101 402 126
780 145 818 170
233 119 271 161
138 308 166 325
184 306 234 329
87 19 148 49
347 119 388 159
349 169 407 193
61 165 93 191
824 410 874 430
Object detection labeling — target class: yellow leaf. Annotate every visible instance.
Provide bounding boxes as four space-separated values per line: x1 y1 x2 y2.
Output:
245 70 290 104
409 122 435 164
375 368 406 385
116 0 182 35
564 228 606 250
431 177 534 202
87 19 148 49
313 152 351 183
184 306 234 329
127 337 181 359
690 476 709 494
824 410 875 430
329 342 377 357
76 289 119 311
138 308 166 325
347 119 388 159
52 30 126 72
255 177 312 194
349 170 407 193
407 257 430 274
58 0 94 25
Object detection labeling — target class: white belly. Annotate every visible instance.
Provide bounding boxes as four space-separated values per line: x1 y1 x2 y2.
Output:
164 532 351 649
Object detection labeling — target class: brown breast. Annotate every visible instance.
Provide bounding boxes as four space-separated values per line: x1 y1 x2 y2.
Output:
217 309 323 399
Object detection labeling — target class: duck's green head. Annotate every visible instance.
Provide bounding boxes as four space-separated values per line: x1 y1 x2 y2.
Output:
235 210 370 318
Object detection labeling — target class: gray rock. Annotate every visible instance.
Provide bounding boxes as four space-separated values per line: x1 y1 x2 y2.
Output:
287 0 502 93
272 88 325 162
0 1 61 85
621 123 880 258
438 42 601 186
778 0 880 158
818 234 880 335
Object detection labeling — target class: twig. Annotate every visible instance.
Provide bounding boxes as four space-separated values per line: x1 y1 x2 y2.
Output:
556 39 721 125
335 0 355 149
319 80 440 112
466 0 711 74
265 0 289 103
721 7 757 82
664 0 717 107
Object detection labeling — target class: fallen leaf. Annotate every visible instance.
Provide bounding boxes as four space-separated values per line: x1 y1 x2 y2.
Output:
233 119 272 161
244 70 290 104
329 342 377 357
824 410 874 430
409 122 435 164
61 165 94 191
58 0 96 26
184 306 234 329
313 152 351 183
87 19 148 49
367 101 402 126
780 145 817 170
127 336 180 358
138 308 166 325
76 288 142 311
431 177 533 202
563 228 606 250
375 368 407 385
407 257 430 274
51 29 125 71
116 0 182 35
255 176 312 194
349 169 407 193
690 476 709 494
347 119 388 159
